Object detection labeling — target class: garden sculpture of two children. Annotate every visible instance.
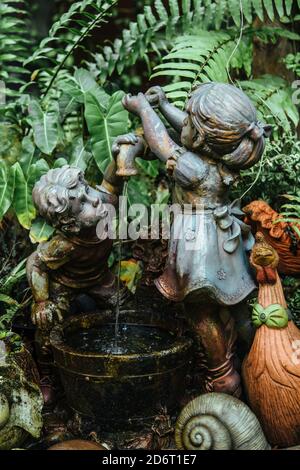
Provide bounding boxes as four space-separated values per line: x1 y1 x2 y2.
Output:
27 82 271 401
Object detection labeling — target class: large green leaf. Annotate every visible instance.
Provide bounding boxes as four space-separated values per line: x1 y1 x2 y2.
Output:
69 136 92 171
74 68 99 95
58 69 109 121
12 158 49 230
19 136 36 178
84 90 128 173
28 100 59 155
0 160 14 220
28 159 50 188
12 162 36 229
29 218 54 244
72 69 110 105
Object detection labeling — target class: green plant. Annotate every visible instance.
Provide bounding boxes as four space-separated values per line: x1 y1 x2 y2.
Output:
150 34 299 133
277 193 300 237
0 71 129 239
0 0 32 98
284 52 300 77
89 0 300 85
232 132 300 206
283 277 300 328
25 0 118 98
0 0 299 246
0 258 28 331
0 331 23 352
0 1 124 241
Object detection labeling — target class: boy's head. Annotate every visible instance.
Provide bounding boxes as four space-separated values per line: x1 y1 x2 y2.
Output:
33 166 107 234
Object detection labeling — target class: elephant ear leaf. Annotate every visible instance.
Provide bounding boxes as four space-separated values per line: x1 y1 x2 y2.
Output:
29 218 54 244
84 90 128 173
19 137 36 178
69 136 92 171
28 100 59 155
12 162 36 229
0 160 14 220
12 159 49 230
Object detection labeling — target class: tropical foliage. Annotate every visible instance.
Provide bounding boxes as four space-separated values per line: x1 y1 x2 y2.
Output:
0 0 299 239
0 258 28 330
0 0 299 327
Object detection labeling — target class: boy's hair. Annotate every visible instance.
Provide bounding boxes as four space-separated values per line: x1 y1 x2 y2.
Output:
187 82 272 170
33 166 82 231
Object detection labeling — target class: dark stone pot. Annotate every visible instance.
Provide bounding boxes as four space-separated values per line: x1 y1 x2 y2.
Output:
50 310 192 430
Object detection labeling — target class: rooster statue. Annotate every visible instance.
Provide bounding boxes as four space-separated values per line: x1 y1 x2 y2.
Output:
243 232 300 447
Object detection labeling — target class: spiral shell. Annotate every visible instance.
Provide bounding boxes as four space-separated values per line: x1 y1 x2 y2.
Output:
0 394 10 430
175 393 270 450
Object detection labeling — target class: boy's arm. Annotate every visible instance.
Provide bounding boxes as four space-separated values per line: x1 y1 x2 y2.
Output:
27 252 49 303
145 86 188 134
26 237 74 329
123 93 181 164
27 252 57 330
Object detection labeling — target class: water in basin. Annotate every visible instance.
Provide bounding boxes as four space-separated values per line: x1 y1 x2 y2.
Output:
66 323 176 355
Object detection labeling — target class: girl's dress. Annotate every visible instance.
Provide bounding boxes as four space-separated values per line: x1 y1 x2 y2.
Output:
155 151 256 305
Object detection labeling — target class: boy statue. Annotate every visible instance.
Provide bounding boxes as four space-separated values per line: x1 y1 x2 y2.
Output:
26 134 141 404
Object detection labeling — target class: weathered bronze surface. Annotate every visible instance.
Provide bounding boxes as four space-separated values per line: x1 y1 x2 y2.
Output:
26 160 136 375
50 309 192 430
119 82 272 395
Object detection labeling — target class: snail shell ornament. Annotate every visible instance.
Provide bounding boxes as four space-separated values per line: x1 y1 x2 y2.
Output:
175 393 270 450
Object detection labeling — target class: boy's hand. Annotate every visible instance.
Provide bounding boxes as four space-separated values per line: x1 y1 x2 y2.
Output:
145 86 167 108
31 300 63 330
112 133 139 158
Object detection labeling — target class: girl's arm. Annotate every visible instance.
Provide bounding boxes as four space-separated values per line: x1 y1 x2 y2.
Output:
145 86 187 134
123 93 181 164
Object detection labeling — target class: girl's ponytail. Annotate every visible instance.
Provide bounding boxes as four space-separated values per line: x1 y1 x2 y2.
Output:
221 121 272 170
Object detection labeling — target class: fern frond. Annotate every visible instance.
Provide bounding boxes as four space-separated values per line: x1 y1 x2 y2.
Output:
0 0 31 98
24 0 117 98
221 0 298 25
89 0 211 84
151 31 299 131
240 75 299 133
151 31 245 108
88 0 299 86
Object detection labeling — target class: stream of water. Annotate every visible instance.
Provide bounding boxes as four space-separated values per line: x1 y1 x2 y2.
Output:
113 180 128 353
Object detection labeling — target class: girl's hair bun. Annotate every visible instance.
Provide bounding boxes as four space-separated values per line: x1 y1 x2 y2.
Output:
247 121 272 142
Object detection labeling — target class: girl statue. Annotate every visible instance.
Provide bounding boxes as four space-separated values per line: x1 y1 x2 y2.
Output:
119 82 271 396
